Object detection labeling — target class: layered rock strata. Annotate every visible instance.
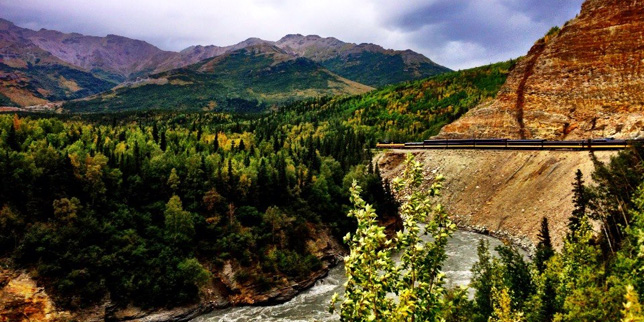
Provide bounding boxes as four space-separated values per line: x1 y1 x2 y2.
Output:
439 0 644 140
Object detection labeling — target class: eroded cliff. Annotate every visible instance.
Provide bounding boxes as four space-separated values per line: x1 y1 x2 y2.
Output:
0 268 71 322
439 0 644 140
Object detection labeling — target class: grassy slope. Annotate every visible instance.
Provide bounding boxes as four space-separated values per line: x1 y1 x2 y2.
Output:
63 59 514 139
277 59 516 142
25 65 116 100
320 51 452 88
0 92 14 105
0 62 116 106
65 50 372 113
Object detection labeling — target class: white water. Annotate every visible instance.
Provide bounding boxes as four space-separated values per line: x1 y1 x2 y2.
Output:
192 230 508 322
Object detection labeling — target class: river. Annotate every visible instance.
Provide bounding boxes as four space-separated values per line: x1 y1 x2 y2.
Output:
192 230 510 322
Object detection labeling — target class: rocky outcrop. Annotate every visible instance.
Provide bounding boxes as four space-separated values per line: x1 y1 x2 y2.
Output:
377 149 616 249
276 34 451 88
0 268 71 322
212 224 344 307
439 0 644 140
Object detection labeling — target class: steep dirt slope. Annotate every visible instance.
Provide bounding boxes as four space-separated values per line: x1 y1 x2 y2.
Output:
377 150 615 249
439 0 644 140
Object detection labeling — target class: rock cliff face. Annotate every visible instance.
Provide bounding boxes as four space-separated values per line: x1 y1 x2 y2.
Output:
439 0 644 140
0 268 71 322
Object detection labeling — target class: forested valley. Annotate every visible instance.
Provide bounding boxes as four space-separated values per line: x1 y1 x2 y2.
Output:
1 41 644 322
0 62 512 310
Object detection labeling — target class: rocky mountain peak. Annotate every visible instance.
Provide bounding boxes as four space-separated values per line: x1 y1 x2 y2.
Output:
276 34 345 53
237 37 267 46
439 0 644 140
278 33 305 40
180 44 220 53
241 42 291 56
0 18 17 30
1 17 450 106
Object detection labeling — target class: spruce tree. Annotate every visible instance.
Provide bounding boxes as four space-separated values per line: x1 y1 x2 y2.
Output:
471 240 500 322
213 132 219 152
160 130 167 151
568 169 587 238
7 122 19 151
538 275 557 322
496 245 534 312
152 122 159 142
535 217 554 273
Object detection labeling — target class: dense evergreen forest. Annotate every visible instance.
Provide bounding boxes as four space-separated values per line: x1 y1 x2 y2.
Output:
0 111 381 308
0 61 513 310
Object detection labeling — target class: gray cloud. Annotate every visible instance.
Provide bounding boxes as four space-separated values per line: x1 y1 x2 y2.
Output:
381 0 584 68
387 0 471 31
0 0 584 70
502 0 583 22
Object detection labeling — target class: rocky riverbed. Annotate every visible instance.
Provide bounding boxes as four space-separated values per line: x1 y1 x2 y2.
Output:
192 230 517 322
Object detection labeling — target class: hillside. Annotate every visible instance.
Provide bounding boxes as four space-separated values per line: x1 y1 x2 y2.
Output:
0 19 115 107
281 60 513 143
64 44 373 113
275 34 451 88
28 31 176 83
439 0 644 140
1 18 451 110
0 19 449 110
0 62 511 319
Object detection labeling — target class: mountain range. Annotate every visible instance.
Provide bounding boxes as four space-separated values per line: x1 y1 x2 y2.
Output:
0 18 450 111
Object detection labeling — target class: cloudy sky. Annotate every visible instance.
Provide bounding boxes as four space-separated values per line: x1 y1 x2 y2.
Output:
0 0 584 70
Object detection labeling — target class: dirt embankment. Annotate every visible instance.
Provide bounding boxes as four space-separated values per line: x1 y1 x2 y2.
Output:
377 149 616 250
